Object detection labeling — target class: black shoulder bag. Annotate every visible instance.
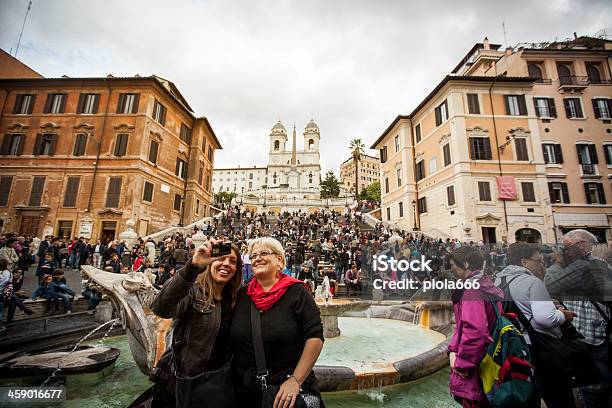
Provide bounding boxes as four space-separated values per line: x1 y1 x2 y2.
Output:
499 276 600 389
250 301 324 408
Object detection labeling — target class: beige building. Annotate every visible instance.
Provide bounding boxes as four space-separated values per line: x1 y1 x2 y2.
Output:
339 153 380 195
371 35 612 244
0 52 221 242
453 36 612 242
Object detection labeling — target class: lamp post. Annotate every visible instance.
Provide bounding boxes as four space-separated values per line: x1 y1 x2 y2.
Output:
412 199 417 231
263 186 267 208
240 186 244 206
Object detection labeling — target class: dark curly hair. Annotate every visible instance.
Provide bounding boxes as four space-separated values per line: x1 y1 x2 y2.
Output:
449 246 485 271
506 243 539 266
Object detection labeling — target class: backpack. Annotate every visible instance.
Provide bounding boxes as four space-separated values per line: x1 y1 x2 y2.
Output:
479 282 535 407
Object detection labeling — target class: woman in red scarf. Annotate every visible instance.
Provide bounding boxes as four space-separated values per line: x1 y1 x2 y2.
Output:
230 237 325 408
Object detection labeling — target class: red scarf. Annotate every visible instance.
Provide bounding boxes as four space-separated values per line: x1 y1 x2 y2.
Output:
247 273 307 312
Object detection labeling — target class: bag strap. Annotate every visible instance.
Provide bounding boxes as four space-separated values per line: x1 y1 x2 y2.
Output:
250 300 269 390
590 300 610 321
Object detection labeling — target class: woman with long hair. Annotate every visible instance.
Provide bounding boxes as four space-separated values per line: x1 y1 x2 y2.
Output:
150 240 243 408
231 237 325 408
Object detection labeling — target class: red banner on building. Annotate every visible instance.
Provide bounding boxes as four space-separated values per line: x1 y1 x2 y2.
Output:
496 176 517 200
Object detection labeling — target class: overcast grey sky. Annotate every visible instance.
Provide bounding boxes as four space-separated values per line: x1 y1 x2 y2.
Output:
1 0 610 173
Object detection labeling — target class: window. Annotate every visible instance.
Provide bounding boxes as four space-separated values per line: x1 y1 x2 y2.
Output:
396 168 402 186
176 158 188 179
0 177 13 206
504 95 527 116
515 138 529 161
153 100 167 125
173 194 182 211
438 145 450 169
142 181 154 202
105 177 122 208
114 133 129 156
33 133 57 156
394 135 400 152
274 140 280 151
478 181 491 201
73 133 88 156
564 98 584 118
206 174 211 191
435 100 449 126
63 177 80 207
557 64 572 84
577 144 598 174
467 93 480 114
198 166 204 185
527 63 543 80
13 94 35 114
195 199 200 214
414 124 421 143
415 160 425 181
201 137 207 153
548 182 570 204
248 181 252 189
208 145 213 162
44 93 66 114
418 197 427 214
57 221 73 239
592 98 612 119
249 173 253 179
534 97 556 118
605 144 612 165
584 183 606 204
148 139 159 164
429 157 437 174
116 93 139 114
542 144 563 164
384 177 389 194
77 93 99 114
447 185 456 206
469 137 492 160
380 146 388 163
586 62 602 84
180 123 192 144
29 176 45 206
386 207 391 221
0 134 25 156
521 182 536 202
398 201 404 217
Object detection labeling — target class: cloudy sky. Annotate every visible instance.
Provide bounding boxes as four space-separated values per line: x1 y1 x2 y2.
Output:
1 0 610 173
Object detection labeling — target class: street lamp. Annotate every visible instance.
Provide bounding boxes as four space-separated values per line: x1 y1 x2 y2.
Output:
412 199 418 231
241 186 244 206
263 186 267 208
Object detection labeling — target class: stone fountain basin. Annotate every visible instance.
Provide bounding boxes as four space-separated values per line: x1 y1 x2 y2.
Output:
312 305 453 391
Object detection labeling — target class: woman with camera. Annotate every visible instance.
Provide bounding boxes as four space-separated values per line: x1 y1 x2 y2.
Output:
150 240 243 408
230 237 325 408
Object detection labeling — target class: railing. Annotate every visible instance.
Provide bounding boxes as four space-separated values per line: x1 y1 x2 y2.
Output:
587 78 612 85
581 164 596 175
534 78 552 84
558 75 589 86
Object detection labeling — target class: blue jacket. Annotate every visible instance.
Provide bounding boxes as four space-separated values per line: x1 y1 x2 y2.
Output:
31 283 61 300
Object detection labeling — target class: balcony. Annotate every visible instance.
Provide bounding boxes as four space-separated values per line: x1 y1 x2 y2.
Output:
558 75 589 92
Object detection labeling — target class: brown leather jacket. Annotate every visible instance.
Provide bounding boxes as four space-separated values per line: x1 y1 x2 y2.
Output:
151 261 223 377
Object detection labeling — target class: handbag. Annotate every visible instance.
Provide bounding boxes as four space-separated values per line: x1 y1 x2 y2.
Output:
250 301 324 408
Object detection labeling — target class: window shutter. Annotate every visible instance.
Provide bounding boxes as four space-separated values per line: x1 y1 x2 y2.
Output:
597 184 606 204
561 183 570 203
116 94 125 114
588 144 598 164
44 94 53 114
175 159 180 175
542 145 550 163
27 95 35 114
149 140 158 163
59 94 66 113
592 99 600 119
533 99 541 118
584 184 592 204
63 177 80 207
33 134 42 155
604 145 611 165
434 106 441 126
16 135 25 156
92 94 100 114
0 135 10 155
12 95 23 114
547 183 555 202
106 178 122 208
563 99 571 118
132 93 140 114
548 98 557 118
518 95 527 115
29 176 45 206
478 182 484 200
484 138 492 159
77 94 86 114
49 134 58 156
576 144 584 164
554 144 563 164
608 99 612 116
504 96 511 115
161 106 167 125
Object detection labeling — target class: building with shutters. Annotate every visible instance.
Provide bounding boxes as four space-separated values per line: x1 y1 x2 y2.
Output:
339 153 380 195
371 35 611 244
0 58 221 242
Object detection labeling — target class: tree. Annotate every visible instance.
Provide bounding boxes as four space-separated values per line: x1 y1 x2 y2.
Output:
214 191 235 204
349 139 365 199
320 171 340 199
358 180 381 204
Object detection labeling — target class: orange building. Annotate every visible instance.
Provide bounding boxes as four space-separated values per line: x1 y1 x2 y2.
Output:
0 60 221 242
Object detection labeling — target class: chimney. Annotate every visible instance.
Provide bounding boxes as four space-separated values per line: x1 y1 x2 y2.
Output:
483 37 490 50
573 32 578 39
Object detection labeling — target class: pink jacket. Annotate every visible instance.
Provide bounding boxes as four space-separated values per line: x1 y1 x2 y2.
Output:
448 271 503 401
